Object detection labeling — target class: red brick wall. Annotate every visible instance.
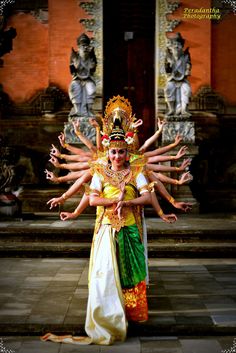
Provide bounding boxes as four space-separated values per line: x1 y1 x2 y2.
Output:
211 12 236 105
1 0 91 103
1 12 49 103
168 0 212 95
169 0 236 104
48 0 88 93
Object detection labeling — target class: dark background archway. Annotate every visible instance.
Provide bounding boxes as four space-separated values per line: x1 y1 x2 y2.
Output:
103 0 156 145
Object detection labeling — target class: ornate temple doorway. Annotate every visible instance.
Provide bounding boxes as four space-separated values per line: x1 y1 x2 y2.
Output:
103 0 156 144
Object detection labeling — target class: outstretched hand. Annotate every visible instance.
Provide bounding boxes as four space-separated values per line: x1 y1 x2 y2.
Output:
72 119 80 133
50 144 61 158
49 155 60 168
179 171 193 185
44 169 58 182
173 201 193 212
60 212 76 221
132 119 143 129
174 133 183 146
161 213 177 223
89 117 99 128
58 132 66 148
157 117 166 131
179 158 191 171
176 145 188 159
47 196 64 209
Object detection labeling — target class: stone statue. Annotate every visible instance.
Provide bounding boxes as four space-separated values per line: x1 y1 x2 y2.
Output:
164 32 192 117
68 33 97 117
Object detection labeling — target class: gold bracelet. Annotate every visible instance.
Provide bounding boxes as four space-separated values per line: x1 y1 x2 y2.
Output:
175 167 180 172
158 209 164 217
63 143 68 149
174 179 179 185
168 196 175 205
62 193 68 200
75 130 82 137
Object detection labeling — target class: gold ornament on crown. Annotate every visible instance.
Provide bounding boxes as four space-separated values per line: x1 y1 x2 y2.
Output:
102 95 136 136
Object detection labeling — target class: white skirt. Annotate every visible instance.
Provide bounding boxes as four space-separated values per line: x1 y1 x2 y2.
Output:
85 224 128 345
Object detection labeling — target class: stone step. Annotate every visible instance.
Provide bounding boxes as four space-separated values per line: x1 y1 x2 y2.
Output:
0 213 236 257
0 240 236 258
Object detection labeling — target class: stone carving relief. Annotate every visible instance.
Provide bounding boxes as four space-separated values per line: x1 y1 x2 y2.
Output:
162 121 195 144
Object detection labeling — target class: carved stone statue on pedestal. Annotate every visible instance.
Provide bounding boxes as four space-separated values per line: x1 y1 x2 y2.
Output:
68 33 97 118
65 33 97 144
162 33 199 211
164 32 192 118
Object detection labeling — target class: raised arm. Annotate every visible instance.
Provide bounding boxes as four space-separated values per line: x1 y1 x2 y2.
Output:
47 170 92 209
73 120 97 154
147 145 188 164
144 133 183 157
139 117 166 153
58 132 91 156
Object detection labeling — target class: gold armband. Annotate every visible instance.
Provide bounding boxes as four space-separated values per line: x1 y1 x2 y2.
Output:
60 154 66 159
168 196 175 205
158 209 164 217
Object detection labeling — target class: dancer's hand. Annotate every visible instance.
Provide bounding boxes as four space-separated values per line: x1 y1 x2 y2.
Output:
50 144 61 158
179 158 191 171
49 155 60 168
44 169 58 182
160 213 177 223
157 117 166 131
58 132 66 148
89 117 99 128
60 212 77 221
173 201 193 212
179 171 193 185
175 145 188 159
47 196 65 209
72 119 80 134
173 133 183 146
132 119 143 129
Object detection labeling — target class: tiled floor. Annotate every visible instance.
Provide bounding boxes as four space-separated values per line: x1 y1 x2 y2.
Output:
1 334 236 352
0 258 236 352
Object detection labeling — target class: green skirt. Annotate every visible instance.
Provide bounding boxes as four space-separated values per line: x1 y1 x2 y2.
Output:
116 224 146 289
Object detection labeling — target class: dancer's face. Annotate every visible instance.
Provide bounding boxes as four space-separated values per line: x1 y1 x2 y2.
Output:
108 148 127 171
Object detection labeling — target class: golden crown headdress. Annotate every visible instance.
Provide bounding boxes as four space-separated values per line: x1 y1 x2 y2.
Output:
102 95 135 136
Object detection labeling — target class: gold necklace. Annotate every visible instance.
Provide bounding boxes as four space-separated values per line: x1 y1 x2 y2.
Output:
103 164 132 187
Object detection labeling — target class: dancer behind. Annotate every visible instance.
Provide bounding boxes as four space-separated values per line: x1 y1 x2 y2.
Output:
42 96 153 345
46 112 192 220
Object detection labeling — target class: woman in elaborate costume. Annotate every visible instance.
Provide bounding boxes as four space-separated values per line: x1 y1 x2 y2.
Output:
42 96 192 346
42 96 156 345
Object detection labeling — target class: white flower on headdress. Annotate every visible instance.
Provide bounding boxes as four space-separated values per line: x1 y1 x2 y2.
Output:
125 131 134 145
101 134 110 147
